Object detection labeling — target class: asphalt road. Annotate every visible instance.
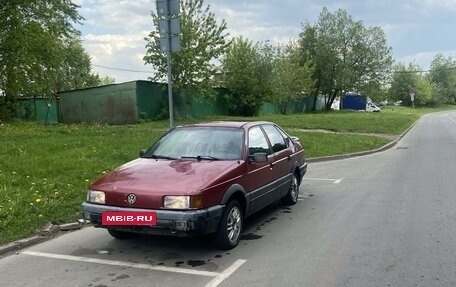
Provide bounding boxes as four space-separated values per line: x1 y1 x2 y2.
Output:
2 111 456 287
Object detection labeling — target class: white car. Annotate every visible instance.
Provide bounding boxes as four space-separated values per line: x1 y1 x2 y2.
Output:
366 102 381 112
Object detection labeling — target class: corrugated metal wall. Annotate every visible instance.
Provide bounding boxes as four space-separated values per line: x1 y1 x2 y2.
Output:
16 98 58 124
54 81 325 125
59 82 138 124
136 81 167 120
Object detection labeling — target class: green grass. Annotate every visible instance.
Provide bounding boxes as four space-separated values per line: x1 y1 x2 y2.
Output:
0 105 454 244
0 123 167 244
206 105 456 134
291 131 390 157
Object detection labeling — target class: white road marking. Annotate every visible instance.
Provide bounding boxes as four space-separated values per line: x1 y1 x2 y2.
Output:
23 251 218 277
204 259 247 287
22 251 246 286
306 177 344 184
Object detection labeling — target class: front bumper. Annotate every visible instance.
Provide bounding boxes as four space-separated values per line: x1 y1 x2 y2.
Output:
299 162 308 182
82 202 224 237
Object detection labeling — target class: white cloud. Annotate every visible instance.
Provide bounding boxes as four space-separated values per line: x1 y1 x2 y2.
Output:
396 50 456 70
76 0 157 82
79 0 154 33
423 0 456 10
82 32 152 82
74 0 456 83
211 5 299 45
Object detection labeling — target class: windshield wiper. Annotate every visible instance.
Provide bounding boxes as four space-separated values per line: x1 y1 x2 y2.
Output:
180 155 220 161
149 154 176 160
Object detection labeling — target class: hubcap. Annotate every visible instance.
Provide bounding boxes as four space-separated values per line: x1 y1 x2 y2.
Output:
226 206 242 243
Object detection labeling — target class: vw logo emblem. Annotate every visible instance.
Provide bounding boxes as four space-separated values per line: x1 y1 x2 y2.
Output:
127 193 137 205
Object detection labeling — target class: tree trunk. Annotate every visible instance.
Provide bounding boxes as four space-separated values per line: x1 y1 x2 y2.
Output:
311 93 318 111
325 89 339 110
311 82 320 111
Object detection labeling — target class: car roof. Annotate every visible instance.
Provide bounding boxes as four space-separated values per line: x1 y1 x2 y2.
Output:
178 121 274 129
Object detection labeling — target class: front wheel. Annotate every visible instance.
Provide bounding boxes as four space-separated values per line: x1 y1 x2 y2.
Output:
215 200 243 250
281 173 300 206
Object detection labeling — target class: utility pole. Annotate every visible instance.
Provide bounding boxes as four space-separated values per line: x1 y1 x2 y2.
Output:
156 0 181 129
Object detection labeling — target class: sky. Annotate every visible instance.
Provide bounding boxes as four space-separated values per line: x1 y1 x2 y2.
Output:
73 0 456 83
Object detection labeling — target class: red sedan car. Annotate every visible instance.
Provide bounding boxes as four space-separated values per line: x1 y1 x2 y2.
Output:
82 121 307 249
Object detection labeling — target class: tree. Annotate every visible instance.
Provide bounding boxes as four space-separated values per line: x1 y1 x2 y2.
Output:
389 63 431 106
429 53 456 104
299 8 393 110
56 39 103 92
221 37 273 116
0 1 103 120
99 76 116 86
143 0 230 102
270 41 315 114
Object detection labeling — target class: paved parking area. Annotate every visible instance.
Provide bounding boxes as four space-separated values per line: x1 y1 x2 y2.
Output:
22 250 246 287
0 175 341 287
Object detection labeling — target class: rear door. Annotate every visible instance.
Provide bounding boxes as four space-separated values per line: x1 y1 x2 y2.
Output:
261 124 294 199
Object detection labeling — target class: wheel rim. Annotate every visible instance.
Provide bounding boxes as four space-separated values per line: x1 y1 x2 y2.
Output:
290 176 299 202
226 206 242 244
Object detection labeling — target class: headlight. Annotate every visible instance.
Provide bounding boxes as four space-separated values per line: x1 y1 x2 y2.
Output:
164 195 203 209
164 196 190 209
87 190 105 204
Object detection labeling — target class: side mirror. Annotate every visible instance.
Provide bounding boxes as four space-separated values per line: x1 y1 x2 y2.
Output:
139 149 147 158
249 152 268 163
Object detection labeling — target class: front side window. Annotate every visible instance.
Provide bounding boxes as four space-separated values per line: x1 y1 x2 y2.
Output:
248 126 271 155
145 127 244 160
262 125 287 153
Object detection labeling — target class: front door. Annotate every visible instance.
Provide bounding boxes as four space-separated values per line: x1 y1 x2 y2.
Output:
245 125 275 215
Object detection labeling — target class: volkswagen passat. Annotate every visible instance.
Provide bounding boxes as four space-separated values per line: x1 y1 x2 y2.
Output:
82 121 307 249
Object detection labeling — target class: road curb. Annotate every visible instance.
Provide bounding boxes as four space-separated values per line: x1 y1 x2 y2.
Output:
307 120 418 163
0 236 47 256
0 221 85 257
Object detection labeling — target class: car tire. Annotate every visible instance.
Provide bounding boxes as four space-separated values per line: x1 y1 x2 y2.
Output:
281 173 300 206
215 200 243 250
107 229 135 240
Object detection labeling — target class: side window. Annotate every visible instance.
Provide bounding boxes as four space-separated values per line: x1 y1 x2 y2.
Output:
262 125 287 153
248 126 271 155
276 126 292 148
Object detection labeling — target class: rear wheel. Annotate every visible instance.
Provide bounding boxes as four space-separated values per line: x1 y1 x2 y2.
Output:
281 173 300 205
107 229 135 240
215 200 243 250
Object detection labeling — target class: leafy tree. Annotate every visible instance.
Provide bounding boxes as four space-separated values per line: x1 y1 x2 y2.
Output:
99 75 116 86
0 1 102 120
270 41 315 114
299 8 393 110
143 0 230 102
56 39 103 92
362 81 389 102
389 63 431 106
415 75 432 106
221 37 273 116
429 82 447 106
429 53 456 104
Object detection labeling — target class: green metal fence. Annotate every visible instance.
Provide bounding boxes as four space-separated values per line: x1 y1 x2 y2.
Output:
14 81 325 125
16 98 58 124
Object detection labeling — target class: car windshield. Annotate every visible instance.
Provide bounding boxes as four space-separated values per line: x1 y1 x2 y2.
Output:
145 126 244 160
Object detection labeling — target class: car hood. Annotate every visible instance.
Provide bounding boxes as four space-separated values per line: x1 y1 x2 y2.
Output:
90 158 240 195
